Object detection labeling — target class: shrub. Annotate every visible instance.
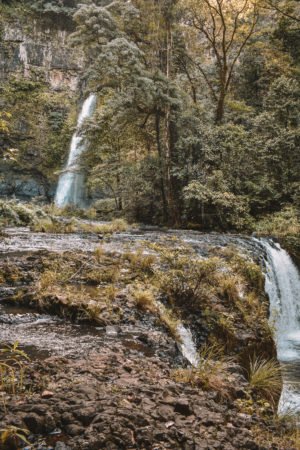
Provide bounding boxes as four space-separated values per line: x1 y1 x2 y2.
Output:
255 206 300 237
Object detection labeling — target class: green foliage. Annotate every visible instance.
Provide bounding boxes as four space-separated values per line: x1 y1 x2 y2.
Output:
0 199 46 226
1 0 299 231
255 206 300 237
29 0 76 16
0 342 30 395
0 426 30 448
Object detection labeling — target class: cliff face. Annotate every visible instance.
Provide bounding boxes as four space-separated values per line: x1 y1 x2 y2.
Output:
0 4 82 201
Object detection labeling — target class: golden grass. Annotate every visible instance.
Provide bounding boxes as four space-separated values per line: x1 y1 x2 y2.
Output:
247 356 282 404
31 218 76 234
78 218 129 234
131 284 158 313
123 248 156 274
172 343 236 399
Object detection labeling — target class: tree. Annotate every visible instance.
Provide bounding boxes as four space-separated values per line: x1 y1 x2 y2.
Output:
180 0 260 123
264 0 300 23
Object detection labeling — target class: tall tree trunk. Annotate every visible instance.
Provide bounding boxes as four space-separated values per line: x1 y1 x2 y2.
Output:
215 76 226 124
155 111 168 222
163 17 180 226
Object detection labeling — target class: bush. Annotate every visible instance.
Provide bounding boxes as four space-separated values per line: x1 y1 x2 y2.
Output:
255 206 300 237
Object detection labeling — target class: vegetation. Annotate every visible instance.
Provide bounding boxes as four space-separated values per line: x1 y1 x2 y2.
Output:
0 0 299 235
64 0 300 230
0 342 30 395
0 425 29 449
172 343 236 400
247 356 282 405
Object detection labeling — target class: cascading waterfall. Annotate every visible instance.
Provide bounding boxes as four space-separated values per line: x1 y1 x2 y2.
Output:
259 239 300 415
55 94 97 208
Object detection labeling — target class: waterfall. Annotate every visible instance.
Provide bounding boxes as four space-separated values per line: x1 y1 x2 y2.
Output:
176 323 200 367
259 239 300 415
55 94 97 208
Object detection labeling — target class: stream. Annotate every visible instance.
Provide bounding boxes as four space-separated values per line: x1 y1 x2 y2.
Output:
0 227 300 417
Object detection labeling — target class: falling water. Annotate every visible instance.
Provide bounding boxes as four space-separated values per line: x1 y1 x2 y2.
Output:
259 239 300 415
55 94 97 208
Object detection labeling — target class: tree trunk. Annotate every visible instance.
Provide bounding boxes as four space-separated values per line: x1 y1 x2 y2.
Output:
215 90 226 124
155 112 168 222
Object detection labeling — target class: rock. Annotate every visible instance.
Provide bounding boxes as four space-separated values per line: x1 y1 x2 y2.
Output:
42 390 54 399
174 399 193 416
23 412 45 433
165 421 175 428
74 407 97 426
55 442 72 450
65 424 85 436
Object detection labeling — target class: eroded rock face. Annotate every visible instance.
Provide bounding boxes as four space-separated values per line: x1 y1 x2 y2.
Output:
1 19 82 91
0 168 47 199
0 7 83 201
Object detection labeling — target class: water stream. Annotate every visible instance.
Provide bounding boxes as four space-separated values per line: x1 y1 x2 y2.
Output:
259 239 300 415
55 94 97 208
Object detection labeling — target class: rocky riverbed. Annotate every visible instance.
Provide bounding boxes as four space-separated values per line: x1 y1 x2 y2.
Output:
0 228 298 449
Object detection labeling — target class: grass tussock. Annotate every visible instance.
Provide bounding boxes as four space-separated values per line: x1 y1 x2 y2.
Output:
247 356 282 404
0 343 29 395
172 344 236 399
31 218 77 234
131 284 158 313
123 248 156 275
78 218 129 234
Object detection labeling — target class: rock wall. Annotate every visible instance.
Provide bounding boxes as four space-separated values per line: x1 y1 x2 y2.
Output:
0 4 82 201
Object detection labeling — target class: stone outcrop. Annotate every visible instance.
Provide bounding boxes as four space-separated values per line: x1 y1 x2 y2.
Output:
0 5 82 201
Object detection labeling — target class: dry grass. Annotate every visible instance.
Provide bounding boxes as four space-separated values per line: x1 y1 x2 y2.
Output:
31 218 76 234
78 218 129 234
123 248 156 275
252 421 300 450
157 303 181 339
247 356 282 404
172 343 236 399
94 245 105 262
85 267 120 284
131 284 158 313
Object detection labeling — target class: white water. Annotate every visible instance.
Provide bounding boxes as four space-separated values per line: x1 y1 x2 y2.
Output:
177 323 200 367
260 239 300 415
55 94 97 208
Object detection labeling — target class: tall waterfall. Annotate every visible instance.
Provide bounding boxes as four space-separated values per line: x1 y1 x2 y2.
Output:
55 94 97 208
260 239 300 414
